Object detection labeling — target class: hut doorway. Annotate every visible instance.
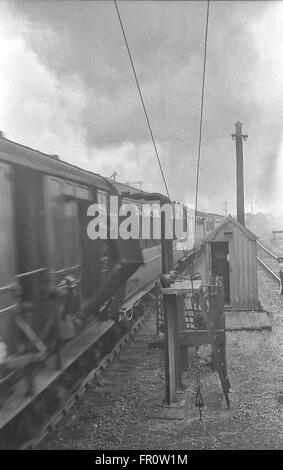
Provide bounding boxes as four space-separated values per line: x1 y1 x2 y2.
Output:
211 241 230 304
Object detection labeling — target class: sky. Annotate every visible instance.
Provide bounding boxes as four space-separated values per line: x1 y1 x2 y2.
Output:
0 0 282 217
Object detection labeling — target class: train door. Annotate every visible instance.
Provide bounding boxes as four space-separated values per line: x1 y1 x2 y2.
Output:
211 241 230 304
44 176 103 304
43 177 84 338
44 177 81 274
77 187 102 300
13 165 46 334
0 162 18 353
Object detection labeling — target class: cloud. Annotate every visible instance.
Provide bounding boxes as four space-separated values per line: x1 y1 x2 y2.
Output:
0 3 86 153
0 0 282 218
247 2 283 215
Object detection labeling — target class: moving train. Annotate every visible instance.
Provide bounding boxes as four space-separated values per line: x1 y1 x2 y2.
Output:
0 133 222 364
111 180 223 316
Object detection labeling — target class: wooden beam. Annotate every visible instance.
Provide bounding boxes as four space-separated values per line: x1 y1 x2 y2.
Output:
0 352 45 370
176 297 189 370
178 329 225 347
161 280 201 296
199 287 230 407
14 315 47 354
163 293 178 405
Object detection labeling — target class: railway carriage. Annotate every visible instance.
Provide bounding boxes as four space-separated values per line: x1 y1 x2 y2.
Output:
110 182 222 317
0 135 224 447
0 134 223 359
0 136 142 357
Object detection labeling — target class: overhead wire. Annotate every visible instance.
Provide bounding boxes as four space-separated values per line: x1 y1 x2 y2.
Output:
114 0 209 255
114 0 189 256
114 0 211 412
190 0 210 420
114 0 171 202
193 0 210 250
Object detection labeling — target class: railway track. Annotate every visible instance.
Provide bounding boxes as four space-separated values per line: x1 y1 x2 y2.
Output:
21 304 153 450
4 241 277 449
0 293 156 450
21 306 153 450
257 241 281 284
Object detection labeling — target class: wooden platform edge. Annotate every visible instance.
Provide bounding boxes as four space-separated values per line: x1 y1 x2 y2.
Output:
225 311 272 331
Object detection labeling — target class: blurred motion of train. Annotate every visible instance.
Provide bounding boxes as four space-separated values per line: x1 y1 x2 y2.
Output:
112 180 223 308
0 134 222 364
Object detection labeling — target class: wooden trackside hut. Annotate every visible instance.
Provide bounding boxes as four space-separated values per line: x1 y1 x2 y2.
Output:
203 216 259 311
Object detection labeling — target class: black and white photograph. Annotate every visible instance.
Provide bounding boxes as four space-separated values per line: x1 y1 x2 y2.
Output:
0 0 282 454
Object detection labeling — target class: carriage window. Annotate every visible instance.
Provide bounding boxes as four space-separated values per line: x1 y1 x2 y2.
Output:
97 190 108 209
0 163 15 287
76 186 91 201
183 208 188 233
14 165 46 275
44 177 81 270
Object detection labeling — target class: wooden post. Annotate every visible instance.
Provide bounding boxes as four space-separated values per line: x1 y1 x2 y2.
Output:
161 210 179 404
210 285 218 371
174 310 184 391
199 283 230 407
162 280 202 404
232 121 248 227
209 277 220 371
215 278 230 389
163 293 177 404
177 296 189 371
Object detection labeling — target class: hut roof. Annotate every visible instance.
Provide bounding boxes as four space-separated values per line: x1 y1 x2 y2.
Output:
204 215 257 243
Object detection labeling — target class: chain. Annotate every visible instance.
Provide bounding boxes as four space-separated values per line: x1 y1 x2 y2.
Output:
195 370 204 420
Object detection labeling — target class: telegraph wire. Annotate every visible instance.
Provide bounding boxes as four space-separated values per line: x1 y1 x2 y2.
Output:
191 0 210 418
114 1 210 256
193 0 210 245
113 0 171 202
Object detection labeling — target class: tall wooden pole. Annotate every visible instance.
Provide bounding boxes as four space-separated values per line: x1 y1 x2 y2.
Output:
161 210 178 404
232 121 248 226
